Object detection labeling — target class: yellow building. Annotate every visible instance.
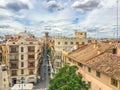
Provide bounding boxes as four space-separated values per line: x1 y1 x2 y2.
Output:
0 44 6 65
61 50 69 67
67 43 120 90
2 44 7 64
75 32 86 38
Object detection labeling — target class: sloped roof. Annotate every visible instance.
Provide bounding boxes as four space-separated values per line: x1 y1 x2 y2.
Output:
68 43 120 80
68 43 114 63
86 53 120 80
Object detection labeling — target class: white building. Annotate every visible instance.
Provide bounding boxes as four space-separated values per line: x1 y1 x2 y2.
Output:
6 31 42 86
0 65 9 90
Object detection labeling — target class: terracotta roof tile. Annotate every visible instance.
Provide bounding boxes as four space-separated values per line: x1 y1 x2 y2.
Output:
68 43 120 80
25 38 38 41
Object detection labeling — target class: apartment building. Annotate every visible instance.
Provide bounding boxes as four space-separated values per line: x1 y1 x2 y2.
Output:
6 31 42 86
0 65 9 90
53 32 94 72
66 43 120 90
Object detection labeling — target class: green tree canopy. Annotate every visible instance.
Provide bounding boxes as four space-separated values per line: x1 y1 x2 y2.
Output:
47 47 51 54
48 64 88 90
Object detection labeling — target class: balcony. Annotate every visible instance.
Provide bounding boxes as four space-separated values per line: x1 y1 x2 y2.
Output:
28 50 35 52
11 73 17 76
10 59 18 63
28 46 35 53
10 51 18 53
10 66 18 69
9 46 19 53
28 58 35 61
29 71 34 75
28 66 35 69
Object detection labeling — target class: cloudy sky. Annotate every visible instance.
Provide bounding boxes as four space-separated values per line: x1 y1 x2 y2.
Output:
0 0 119 38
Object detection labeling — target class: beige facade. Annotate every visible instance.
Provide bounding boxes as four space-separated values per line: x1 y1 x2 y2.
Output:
67 43 120 90
53 32 94 72
6 37 41 86
74 32 86 38
0 65 9 90
68 60 120 90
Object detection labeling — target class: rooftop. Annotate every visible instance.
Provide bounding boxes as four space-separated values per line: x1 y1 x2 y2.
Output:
68 43 120 80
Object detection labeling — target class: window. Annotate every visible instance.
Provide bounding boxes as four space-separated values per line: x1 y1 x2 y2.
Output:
11 70 17 76
88 67 91 72
21 55 24 60
76 42 79 44
56 56 61 59
9 46 18 53
113 48 117 54
78 63 83 68
88 40 92 43
58 42 60 45
65 42 67 45
56 62 61 67
71 42 73 45
21 47 24 52
28 55 34 59
88 81 91 88
21 69 24 74
28 62 35 67
111 78 118 87
21 62 24 67
10 55 18 60
10 63 18 69
82 42 85 45
28 46 35 52
3 78 6 81
96 71 101 78
29 69 34 75
30 42 33 44
13 42 15 44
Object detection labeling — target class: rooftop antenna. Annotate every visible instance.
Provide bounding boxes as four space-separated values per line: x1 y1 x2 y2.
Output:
117 0 119 39
25 27 27 32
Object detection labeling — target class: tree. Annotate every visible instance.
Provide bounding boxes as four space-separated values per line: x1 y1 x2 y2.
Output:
47 47 51 54
48 64 88 90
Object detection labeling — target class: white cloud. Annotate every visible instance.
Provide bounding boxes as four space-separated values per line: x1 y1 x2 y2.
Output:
72 0 100 11
43 0 65 11
78 0 120 38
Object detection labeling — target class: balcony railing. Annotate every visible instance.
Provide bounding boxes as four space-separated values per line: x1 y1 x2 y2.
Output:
29 72 34 75
11 73 17 76
28 66 35 69
10 59 18 62
28 50 35 52
10 66 18 69
10 51 18 53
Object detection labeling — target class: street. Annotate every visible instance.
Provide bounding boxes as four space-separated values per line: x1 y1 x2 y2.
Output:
34 46 49 90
